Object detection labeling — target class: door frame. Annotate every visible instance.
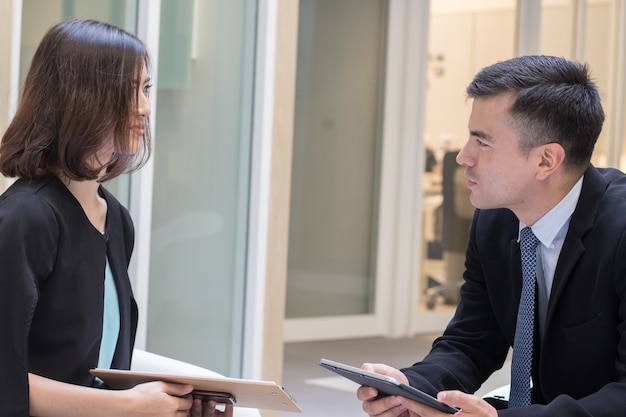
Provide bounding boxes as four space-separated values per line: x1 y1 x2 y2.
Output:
284 0 435 342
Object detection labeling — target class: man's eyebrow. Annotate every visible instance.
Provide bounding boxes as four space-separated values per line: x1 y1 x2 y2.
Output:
469 130 493 142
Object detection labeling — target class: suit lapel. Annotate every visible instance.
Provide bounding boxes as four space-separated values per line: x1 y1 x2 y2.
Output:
510 236 523 306
546 166 606 325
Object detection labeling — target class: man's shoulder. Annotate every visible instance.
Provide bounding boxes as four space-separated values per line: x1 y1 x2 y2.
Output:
591 167 626 199
595 166 626 181
575 166 626 234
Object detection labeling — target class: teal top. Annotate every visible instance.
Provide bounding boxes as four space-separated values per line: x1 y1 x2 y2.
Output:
97 257 120 370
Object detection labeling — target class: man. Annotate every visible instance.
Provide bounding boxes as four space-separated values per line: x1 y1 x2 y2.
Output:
358 55 626 416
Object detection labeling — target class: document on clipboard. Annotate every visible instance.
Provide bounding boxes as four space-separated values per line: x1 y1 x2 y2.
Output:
90 368 301 413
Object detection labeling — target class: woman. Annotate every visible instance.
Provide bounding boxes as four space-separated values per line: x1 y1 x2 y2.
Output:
0 19 231 417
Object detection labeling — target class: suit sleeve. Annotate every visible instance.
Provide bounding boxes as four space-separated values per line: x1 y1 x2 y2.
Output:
0 193 58 416
401 211 511 396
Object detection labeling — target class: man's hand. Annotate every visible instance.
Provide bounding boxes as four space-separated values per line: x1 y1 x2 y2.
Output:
356 363 411 417
436 391 497 417
355 364 497 417
380 390 498 417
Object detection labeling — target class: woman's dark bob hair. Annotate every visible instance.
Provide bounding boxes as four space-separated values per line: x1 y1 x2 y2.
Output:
0 18 152 182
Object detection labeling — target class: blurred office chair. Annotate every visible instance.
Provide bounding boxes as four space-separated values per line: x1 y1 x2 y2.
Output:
424 150 474 309
131 349 261 417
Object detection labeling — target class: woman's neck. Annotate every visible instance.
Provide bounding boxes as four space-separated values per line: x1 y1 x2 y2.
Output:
62 177 108 233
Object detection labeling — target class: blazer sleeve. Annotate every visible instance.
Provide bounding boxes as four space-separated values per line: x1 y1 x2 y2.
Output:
401 209 512 396
0 192 58 416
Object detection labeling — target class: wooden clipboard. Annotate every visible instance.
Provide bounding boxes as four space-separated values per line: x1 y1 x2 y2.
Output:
90 368 301 413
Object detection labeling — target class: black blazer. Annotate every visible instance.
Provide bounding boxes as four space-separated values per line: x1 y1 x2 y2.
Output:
0 176 138 416
402 166 626 417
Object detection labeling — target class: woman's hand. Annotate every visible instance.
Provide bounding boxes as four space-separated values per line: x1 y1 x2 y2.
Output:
123 381 195 416
29 373 196 417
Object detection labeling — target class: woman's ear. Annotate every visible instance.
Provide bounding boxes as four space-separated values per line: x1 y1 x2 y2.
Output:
536 142 565 180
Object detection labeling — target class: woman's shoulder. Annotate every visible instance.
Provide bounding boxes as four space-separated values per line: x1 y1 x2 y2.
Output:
0 177 64 233
1 176 57 207
2 175 73 205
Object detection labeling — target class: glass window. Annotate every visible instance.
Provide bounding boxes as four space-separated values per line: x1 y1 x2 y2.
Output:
146 0 257 377
420 1 517 312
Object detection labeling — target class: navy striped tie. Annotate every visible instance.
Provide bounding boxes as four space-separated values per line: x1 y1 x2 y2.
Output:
509 227 539 408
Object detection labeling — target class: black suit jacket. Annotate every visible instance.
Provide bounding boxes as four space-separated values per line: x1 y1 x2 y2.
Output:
402 166 626 417
0 176 138 416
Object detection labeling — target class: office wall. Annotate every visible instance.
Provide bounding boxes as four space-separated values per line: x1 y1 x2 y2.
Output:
426 8 516 152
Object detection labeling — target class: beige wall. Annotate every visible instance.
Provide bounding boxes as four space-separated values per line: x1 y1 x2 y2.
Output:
426 9 516 152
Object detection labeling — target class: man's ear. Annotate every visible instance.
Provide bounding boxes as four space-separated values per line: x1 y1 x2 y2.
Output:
536 142 565 180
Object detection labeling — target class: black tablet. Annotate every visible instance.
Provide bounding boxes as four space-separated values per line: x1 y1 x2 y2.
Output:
319 358 458 414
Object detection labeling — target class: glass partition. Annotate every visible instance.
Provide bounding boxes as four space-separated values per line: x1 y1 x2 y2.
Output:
146 0 256 377
285 0 386 318
420 1 517 312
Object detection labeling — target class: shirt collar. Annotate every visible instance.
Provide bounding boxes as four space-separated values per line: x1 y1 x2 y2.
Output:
519 175 583 247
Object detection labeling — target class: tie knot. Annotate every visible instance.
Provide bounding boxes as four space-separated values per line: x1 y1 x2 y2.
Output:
520 227 539 254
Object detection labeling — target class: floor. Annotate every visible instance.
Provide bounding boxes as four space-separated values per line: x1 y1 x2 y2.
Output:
281 335 511 417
